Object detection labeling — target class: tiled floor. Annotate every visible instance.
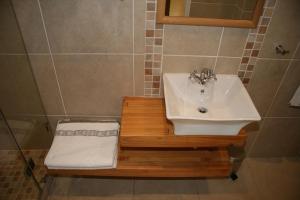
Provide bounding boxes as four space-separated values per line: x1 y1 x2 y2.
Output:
0 150 47 200
47 157 300 200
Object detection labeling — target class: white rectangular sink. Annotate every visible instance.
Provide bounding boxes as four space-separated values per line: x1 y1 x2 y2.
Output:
163 73 261 135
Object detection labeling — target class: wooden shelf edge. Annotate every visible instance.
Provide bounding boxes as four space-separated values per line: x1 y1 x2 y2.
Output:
47 149 231 178
47 166 230 178
120 132 246 148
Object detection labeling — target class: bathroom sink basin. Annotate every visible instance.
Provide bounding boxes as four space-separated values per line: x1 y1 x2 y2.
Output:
163 73 261 135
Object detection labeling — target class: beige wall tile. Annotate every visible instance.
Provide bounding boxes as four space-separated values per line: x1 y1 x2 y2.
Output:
0 0 25 53
163 56 216 73
249 118 300 157
1 115 52 149
219 28 248 57
259 0 300 59
47 116 66 133
54 55 133 116
18 116 53 149
163 25 222 56
12 0 49 53
134 55 145 96
268 60 300 117
134 0 145 54
30 55 65 115
40 0 133 53
247 59 289 117
0 55 45 115
0 131 18 150
214 57 241 74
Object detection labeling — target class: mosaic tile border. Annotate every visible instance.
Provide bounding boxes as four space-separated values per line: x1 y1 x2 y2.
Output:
238 0 277 85
144 0 164 96
144 0 276 92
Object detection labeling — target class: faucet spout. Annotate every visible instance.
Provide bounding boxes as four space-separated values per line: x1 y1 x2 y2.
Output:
189 68 217 85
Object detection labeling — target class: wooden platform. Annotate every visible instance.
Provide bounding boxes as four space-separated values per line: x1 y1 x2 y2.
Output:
47 97 247 178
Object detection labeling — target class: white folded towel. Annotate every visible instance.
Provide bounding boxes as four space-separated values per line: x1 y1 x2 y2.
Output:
44 122 119 169
289 85 300 107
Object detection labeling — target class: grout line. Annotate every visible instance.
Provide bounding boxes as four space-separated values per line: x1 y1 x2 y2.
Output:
1 53 298 61
0 53 27 55
26 53 49 55
0 53 145 56
37 0 67 116
132 0 135 96
163 54 242 59
51 52 134 56
213 27 224 72
256 57 296 61
264 116 300 119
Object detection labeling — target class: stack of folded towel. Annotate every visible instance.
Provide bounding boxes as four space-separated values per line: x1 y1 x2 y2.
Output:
44 122 119 169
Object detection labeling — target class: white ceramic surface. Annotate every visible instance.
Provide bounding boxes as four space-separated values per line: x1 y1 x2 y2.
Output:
163 73 261 135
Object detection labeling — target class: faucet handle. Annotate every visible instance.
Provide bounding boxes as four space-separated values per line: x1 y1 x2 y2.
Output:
189 70 196 80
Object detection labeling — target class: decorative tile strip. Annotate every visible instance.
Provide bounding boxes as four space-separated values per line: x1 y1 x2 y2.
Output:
55 129 119 137
238 0 276 86
144 0 163 96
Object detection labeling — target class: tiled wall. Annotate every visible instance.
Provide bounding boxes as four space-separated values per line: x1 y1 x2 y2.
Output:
10 0 300 157
12 0 146 121
246 0 300 157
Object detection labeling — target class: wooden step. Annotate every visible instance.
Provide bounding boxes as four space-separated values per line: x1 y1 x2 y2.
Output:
120 97 247 148
47 148 231 177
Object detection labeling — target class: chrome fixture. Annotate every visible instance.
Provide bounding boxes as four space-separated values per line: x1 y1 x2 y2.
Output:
189 68 217 85
275 44 289 55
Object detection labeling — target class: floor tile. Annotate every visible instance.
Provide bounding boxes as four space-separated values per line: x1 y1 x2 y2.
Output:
247 157 300 200
134 179 199 200
67 178 134 200
197 160 260 200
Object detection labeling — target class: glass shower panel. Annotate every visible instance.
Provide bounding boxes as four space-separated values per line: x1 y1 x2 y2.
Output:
0 112 41 199
0 0 53 197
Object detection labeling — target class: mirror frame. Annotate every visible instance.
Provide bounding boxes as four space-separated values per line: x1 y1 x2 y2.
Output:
157 0 265 28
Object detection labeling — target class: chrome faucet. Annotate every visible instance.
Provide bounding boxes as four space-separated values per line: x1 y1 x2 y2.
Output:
189 68 217 85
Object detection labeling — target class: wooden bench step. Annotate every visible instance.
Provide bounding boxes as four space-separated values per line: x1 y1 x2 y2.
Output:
47 148 231 178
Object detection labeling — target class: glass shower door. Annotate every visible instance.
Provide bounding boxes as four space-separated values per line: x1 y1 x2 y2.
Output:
0 111 41 200
0 0 54 199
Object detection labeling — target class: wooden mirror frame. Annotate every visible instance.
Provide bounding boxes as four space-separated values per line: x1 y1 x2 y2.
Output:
157 0 265 28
